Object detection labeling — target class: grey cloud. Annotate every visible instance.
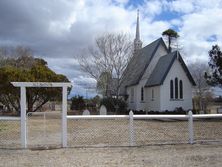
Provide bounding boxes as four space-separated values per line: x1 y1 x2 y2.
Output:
0 0 176 98
0 0 84 57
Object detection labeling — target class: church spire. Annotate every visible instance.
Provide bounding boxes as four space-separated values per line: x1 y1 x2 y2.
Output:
134 9 142 53
136 9 140 40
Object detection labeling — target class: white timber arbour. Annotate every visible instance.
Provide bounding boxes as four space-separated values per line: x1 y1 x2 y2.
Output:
11 82 72 148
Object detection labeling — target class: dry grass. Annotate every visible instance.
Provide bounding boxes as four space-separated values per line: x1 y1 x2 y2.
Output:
0 121 20 148
0 144 222 167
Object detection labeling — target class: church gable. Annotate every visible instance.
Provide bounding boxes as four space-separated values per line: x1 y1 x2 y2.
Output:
119 38 164 95
145 51 196 87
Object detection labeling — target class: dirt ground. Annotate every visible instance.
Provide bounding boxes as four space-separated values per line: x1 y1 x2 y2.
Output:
1 144 222 167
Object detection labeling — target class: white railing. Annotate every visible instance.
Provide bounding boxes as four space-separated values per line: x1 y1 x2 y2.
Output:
193 114 222 118
67 111 222 147
67 111 192 146
67 115 129 120
1 111 222 148
0 116 20 121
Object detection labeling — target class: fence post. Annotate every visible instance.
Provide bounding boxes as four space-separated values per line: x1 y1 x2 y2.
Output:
188 110 194 144
129 110 134 146
62 86 68 147
20 86 27 148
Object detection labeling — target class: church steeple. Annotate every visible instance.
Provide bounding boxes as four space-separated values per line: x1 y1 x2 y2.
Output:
134 9 142 53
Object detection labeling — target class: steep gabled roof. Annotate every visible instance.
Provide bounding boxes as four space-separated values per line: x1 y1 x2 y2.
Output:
145 51 196 87
119 38 168 95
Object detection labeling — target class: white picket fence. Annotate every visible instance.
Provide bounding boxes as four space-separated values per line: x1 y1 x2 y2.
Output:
1 111 222 148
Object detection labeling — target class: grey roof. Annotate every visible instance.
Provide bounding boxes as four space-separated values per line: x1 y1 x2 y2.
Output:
145 51 196 87
119 38 168 95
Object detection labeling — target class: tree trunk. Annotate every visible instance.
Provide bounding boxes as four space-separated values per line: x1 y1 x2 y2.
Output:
168 36 171 52
33 99 49 112
27 100 33 113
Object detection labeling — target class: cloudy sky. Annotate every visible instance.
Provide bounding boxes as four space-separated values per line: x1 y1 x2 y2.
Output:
0 0 222 97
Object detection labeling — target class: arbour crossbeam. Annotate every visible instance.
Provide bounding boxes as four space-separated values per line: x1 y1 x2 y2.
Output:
11 82 72 148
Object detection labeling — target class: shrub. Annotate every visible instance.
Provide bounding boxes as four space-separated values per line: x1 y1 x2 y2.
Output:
100 97 127 114
133 110 146 115
147 107 188 115
70 95 85 110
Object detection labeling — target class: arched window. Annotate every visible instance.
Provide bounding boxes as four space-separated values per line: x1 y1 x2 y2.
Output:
175 77 178 99
141 87 144 101
170 80 174 99
130 88 134 102
151 89 154 101
180 80 183 99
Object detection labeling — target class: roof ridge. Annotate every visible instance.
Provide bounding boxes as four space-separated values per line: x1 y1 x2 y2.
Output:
160 50 177 58
135 38 165 84
141 37 162 50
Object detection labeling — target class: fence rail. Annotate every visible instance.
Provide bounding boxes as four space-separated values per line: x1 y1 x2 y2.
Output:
67 113 222 120
67 115 129 120
193 114 222 118
0 117 20 121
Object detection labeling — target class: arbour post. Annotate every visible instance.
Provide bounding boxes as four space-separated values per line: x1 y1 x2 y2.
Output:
11 82 72 148
20 86 27 148
62 86 68 147
129 110 134 146
188 110 194 144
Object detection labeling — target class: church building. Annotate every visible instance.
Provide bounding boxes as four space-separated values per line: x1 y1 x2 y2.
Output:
119 11 196 112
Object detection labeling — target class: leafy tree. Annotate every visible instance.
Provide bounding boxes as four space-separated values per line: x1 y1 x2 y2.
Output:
205 45 222 86
70 95 85 110
162 29 179 52
0 47 71 115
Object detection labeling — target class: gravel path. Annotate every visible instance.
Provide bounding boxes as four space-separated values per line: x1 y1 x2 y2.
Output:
1 144 222 167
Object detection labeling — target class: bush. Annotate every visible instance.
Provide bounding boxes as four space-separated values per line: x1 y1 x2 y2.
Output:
70 95 85 110
133 110 146 115
147 107 188 115
100 97 127 114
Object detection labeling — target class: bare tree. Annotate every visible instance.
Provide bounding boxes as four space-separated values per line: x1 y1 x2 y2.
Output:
96 71 112 97
77 33 133 98
188 62 212 112
0 46 34 68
